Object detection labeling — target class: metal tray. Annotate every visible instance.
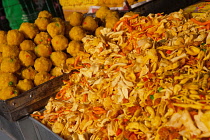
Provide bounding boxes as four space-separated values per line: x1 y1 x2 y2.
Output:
0 73 70 122
28 116 63 140
0 113 63 140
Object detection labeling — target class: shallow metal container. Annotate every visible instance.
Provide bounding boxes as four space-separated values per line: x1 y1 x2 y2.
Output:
0 73 70 122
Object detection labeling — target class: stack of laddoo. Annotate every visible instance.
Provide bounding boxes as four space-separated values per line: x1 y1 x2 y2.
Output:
0 6 126 100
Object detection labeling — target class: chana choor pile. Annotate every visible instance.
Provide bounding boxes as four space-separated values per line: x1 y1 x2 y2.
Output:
31 10 210 140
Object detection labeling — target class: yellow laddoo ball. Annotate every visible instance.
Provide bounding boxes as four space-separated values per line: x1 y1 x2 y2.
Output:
19 51 36 67
51 35 68 51
50 51 67 67
67 40 83 56
0 72 17 89
106 10 120 19
68 12 84 26
69 26 86 41
1 57 21 73
105 16 119 29
34 57 52 72
17 79 34 92
2 44 20 58
20 40 36 51
34 44 52 57
38 10 53 19
0 30 7 44
34 32 51 45
0 87 19 100
95 6 110 20
21 67 37 80
47 22 65 38
19 22 39 39
7 29 24 46
34 72 51 86
35 17 51 31
50 67 63 77
82 16 98 33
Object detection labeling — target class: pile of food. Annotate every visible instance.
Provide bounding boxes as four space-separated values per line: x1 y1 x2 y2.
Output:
59 0 146 8
31 7 210 140
0 6 122 100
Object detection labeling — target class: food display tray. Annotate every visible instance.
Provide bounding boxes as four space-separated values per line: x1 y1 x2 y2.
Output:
28 116 63 140
0 73 70 122
0 114 63 140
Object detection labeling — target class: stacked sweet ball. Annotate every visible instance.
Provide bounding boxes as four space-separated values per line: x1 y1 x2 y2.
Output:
0 7 131 100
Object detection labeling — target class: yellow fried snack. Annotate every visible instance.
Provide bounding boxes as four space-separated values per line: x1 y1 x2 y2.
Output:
38 10 53 19
82 16 98 33
105 15 119 29
50 51 67 67
21 66 37 80
0 30 7 44
1 57 21 73
34 57 52 72
35 17 51 31
2 44 20 58
17 79 34 92
34 71 51 86
69 26 86 41
7 29 24 46
50 66 63 77
19 22 39 39
65 57 75 70
95 26 105 37
19 50 36 67
0 72 17 89
0 87 19 100
67 40 83 57
32 10 210 140
95 6 110 20
34 44 52 57
106 10 120 19
68 12 84 26
34 32 51 45
51 35 68 51
20 40 36 51
47 22 65 38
